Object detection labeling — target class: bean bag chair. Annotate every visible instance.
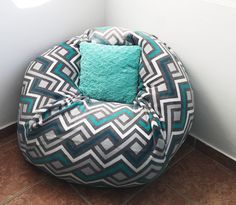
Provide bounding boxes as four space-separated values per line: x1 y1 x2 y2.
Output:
17 27 194 187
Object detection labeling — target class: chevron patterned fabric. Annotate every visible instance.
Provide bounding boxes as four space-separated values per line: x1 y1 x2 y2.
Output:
17 27 194 187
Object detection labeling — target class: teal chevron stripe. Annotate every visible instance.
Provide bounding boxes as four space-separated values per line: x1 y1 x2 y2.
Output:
42 111 50 121
75 162 134 181
95 26 112 31
30 151 71 167
138 120 151 132
91 33 110 44
63 101 86 113
28 121 62 138
34 101 85 125
159 57 177 97
88 109 134 126
54 63 77 87
173 83 190 129
20 96 34 113
135 31 161 58
60 42 76 60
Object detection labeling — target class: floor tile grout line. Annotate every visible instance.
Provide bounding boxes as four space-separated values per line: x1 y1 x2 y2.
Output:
168 148 195 169
70 184 92 205
0 138 17 149
121 146 196 205
120 186 147 205
195 148 235 177
165 184 197 205
117 147 196 205
190 143 234 175
157 145 233 205
190 136 235 174
214 161 235 176
0 178 47 205
191 137 197 148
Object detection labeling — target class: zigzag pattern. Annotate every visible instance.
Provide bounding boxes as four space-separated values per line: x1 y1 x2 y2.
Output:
17 27 194 187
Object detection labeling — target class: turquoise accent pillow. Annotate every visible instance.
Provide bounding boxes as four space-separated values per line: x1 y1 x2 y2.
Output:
79 42 141 104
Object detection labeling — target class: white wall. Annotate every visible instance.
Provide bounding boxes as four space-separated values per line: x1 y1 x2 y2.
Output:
1 0 236 160
0 0 105 129
106 0 236 160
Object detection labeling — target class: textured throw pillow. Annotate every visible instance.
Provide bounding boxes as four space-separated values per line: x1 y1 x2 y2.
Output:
78 42 141 104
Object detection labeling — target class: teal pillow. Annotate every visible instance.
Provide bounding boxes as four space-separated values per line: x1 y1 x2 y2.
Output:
79 42 141 104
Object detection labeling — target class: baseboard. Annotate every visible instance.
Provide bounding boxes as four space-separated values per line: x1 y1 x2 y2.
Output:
188 135 236 172
0 121 17 130
190 133 236 161
0 123 17 138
